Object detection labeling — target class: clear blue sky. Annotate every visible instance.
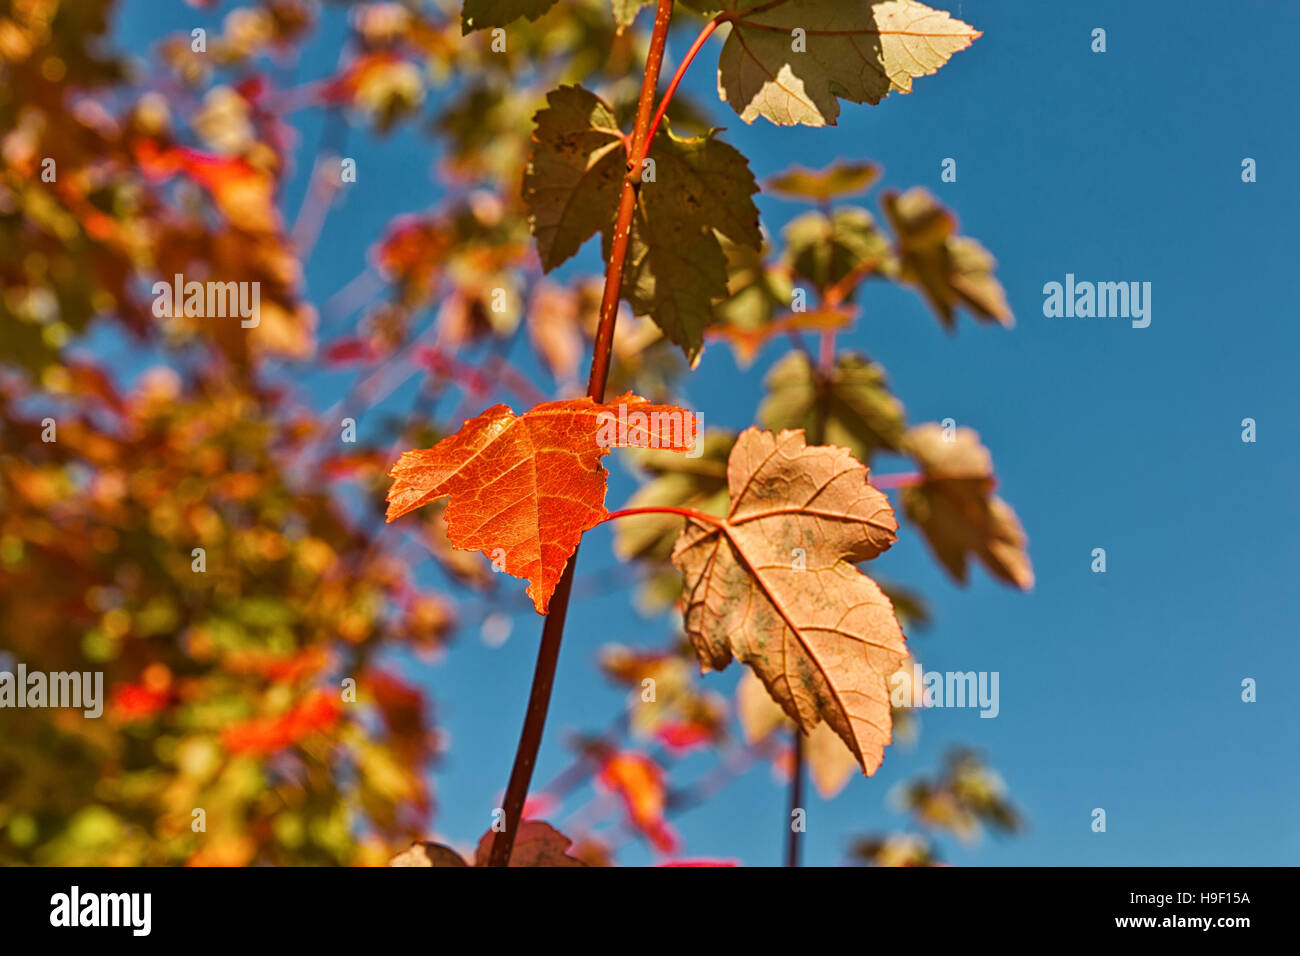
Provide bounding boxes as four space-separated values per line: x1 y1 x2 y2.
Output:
116 0 1300 865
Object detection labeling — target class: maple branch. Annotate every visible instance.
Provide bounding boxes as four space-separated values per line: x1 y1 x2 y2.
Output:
488 0 678 868
586 0 676 401
486 553 577 867
603 504 722 526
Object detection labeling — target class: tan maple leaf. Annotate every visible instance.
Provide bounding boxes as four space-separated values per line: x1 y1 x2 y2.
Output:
672 427 909 775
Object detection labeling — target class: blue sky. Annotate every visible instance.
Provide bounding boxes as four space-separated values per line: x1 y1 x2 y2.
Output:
115 1 1300 865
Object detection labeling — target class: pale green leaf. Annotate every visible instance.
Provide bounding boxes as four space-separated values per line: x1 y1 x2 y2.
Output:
766 161 880 202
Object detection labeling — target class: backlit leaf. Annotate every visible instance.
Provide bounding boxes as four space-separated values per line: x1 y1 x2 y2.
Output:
767 161 880 202
474 820 589 866
716 0 981 127
389 842 470 866
390 821 588 866
783 206 893 293
387 395 697 613
611 0 654 29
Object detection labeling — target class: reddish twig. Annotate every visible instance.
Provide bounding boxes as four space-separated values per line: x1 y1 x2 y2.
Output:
640 15 724 158
586 0 675 403
487 0 679 868
603 504 722 526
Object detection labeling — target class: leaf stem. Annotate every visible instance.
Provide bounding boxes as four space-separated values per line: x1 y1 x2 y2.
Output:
603 504 722 526
640 14 724 160
487 0 678 868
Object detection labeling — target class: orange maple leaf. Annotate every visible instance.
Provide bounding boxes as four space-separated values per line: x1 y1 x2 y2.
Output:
597 751 679 854
386 394 697 613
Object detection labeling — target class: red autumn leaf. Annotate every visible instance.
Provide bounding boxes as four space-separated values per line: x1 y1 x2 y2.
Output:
597 751 679 854
319 450 388 480
386 394 697 613
321 51 408 106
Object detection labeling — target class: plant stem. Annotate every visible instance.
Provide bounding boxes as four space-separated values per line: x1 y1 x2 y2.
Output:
603 504 722 526
786 729 805 867
485 550 577 867
641 14 723 157
587 0 676 400
486 0 678 868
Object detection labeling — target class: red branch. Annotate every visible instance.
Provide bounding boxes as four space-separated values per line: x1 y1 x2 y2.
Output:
486 0 679 869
